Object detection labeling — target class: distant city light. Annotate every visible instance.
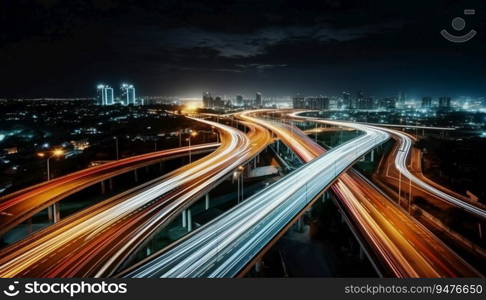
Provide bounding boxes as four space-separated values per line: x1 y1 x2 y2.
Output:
52 149 64 156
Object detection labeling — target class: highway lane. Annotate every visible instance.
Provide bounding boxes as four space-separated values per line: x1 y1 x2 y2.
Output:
0 143 219 237
371 126 486 219
0 118 271 277
123 111 390 278
287 110 481 277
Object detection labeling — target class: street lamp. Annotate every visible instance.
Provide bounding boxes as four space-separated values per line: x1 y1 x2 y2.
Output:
113 136 119 160
187 131 198 163
233 166 245 203
38 149 64 181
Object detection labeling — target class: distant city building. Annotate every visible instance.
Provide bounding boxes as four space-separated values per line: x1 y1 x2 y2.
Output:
255 92 262 106
292 95 306 109
378 97 396 110
439 96 451 109
292 95 329 110
398 91 406 105
307 96 330 110
341 92 351 109
354 91 374 110
121 83 136 105
357 97 375 110
203 92 213 108
97 84 114 106
236 95 243 106
422 96 432 108
202 92 226 108
214 96 224 107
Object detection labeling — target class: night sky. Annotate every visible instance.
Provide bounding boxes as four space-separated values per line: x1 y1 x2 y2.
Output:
1 0 485 98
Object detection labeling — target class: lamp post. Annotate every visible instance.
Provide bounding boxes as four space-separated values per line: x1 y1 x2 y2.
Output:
187 131 198 163
397 149 405 207
38 149 64 181
113 137 119 160
233 166 245 203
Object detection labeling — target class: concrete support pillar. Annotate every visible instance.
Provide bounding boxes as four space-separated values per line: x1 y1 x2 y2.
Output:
322 191 331 203
205 193 210 210
28 218 33 234
134 169 139 183
100 180 106 194
182 210 187 228
109 178 113 191
146 247 151 256
479 222 483 240
359 246 365 261
48 202 60 223
296 216 304 232
187 209 192 232
370 149 374 162
254 260 263 273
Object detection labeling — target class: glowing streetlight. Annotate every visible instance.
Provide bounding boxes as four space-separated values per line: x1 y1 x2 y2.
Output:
234 166 245 203
39 149 64 181
52 149 64 157
113 136 119 160
187 131 198 163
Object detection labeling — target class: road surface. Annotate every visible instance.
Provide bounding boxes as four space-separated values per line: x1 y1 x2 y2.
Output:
0 117 271 277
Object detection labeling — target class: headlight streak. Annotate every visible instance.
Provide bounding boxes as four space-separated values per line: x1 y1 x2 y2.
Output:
125 109 481 278
373 126 486 219
0 117 271 277
125 112 389 278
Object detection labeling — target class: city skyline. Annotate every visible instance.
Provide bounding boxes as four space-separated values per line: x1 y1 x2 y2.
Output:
0 0 485 286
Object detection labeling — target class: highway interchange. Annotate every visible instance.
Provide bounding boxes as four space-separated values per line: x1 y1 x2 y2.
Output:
0 109 483 278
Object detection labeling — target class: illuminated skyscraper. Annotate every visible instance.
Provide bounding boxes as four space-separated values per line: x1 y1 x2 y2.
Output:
422 96 432 108
97 84 114 106
341 92 351 109
121 83 136 105
203 92 212 108
307 96 330 110
236 95 243 106
255 92 262 106
439 96 451 109
292 95 305 109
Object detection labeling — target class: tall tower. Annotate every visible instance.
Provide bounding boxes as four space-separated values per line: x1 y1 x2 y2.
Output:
97 84 105 105
97 84 114 106
255 92 262 106
439 96 451 109
236 95 243 106
121 83 136 105
422 96 432 108
203 92 212 108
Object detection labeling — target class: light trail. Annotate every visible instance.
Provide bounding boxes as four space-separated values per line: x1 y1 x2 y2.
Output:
0 117 271 277
372 126 486 219
287 110 482 277
124 112 389 277
0 143 219 236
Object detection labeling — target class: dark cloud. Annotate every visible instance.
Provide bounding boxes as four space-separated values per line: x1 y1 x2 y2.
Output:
0 0 485 97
